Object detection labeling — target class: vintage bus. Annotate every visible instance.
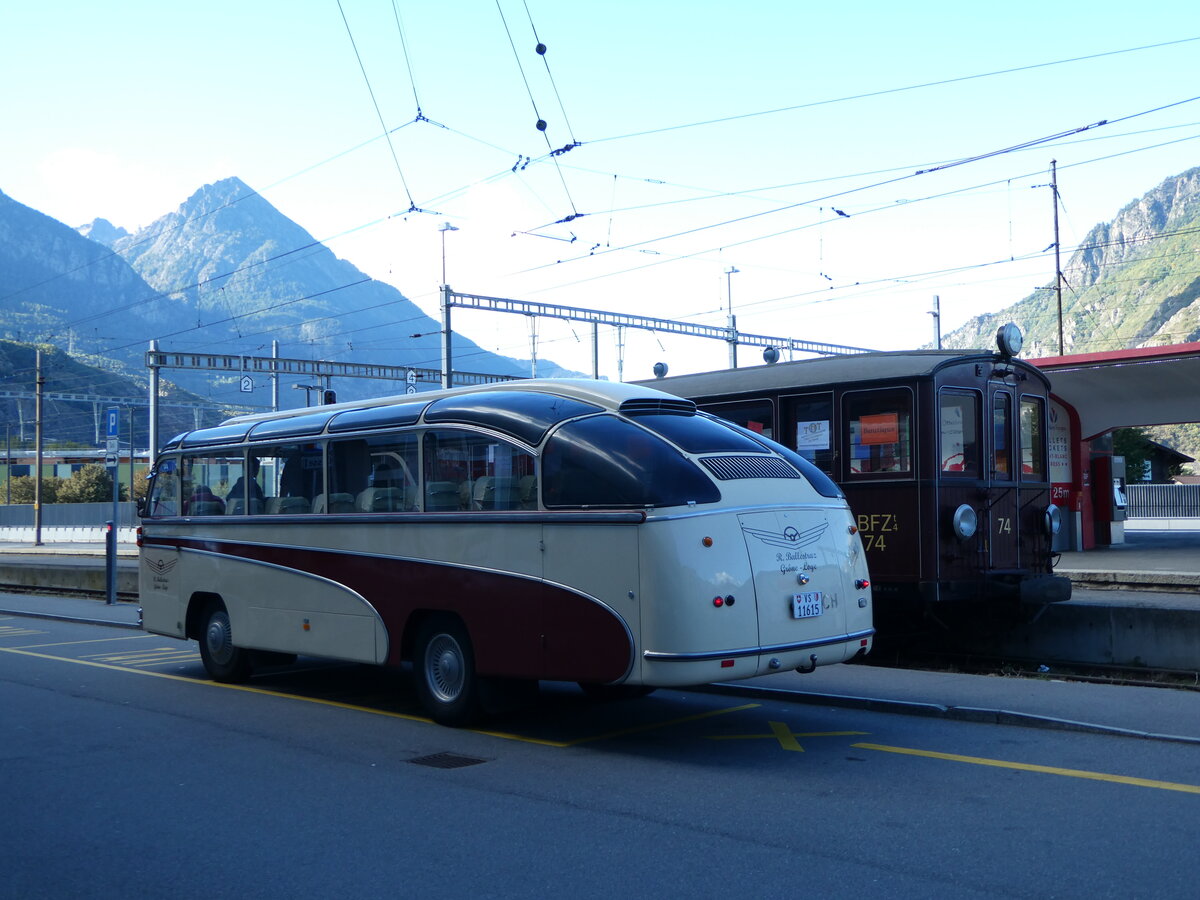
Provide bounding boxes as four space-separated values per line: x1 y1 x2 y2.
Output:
138 379 874 724
644 328 1069 631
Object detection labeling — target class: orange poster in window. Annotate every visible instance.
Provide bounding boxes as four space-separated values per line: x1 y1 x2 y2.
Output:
860 413 899 445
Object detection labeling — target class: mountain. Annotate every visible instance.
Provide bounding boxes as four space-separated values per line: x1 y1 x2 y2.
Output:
1 178 578 415
941 166 1200 357
0 189 163 357
107 177 566 395
78 218 130 246
939 166 1200 471
0 339 225 447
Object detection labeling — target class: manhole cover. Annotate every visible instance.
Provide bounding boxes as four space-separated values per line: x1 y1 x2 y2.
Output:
407 752 489 769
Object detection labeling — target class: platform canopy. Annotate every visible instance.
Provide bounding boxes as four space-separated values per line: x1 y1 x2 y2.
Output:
1029 342 1200 440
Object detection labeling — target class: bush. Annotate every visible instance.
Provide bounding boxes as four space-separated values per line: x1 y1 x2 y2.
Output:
5 475 63 504
58 464 125 503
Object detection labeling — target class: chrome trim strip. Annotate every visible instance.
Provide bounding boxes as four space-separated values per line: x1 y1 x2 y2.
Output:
642 627 875 661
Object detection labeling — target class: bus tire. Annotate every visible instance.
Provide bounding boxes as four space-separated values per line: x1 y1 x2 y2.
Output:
414 617 481 726
578 682 656 701
198 601 254 684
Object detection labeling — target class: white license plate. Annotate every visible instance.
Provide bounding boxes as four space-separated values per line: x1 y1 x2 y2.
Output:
792 592 823 619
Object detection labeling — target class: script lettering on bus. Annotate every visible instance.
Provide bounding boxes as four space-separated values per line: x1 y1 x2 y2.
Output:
856 512 900 552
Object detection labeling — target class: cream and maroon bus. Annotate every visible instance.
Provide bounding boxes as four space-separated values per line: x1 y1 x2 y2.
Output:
139 379 873 725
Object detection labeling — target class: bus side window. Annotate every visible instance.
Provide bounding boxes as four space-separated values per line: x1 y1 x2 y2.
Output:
322 439 369 513
181 452 233 515
361 432 419 511
423 430 535 511
147 457 180 517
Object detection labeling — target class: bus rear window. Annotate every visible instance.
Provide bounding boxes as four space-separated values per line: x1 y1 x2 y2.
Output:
626 412 766 453
543 415 720 509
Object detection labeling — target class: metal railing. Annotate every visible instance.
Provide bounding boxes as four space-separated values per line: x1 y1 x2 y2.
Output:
1125 483 1200 518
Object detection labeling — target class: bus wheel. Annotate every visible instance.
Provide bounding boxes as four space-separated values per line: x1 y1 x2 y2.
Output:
198 602 253 684
578 682 656 701
415 617 481 726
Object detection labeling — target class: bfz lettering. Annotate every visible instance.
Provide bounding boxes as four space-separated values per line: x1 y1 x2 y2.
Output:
856 513 899 552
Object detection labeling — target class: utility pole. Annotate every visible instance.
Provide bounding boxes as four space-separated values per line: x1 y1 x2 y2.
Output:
34 350 44 546
1051 160 1064 355
930 295 942 349
725 266 739 369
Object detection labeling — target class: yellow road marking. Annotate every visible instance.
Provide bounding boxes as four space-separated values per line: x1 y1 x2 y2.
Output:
709 723 868 752
854 743 1200 795
0 644 753 749
13 634 155 650
0 624 47 637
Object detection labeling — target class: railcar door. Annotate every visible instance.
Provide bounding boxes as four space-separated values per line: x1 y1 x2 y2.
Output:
937 389 990 590
985 388 1020 570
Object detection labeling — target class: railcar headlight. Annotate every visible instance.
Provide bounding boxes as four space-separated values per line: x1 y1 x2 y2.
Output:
952 504 978 541
1044 503 1062 536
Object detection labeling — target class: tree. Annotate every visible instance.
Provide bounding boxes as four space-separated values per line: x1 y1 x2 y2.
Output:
5 475 62 504
1112 427 1154 482
57 464 125 503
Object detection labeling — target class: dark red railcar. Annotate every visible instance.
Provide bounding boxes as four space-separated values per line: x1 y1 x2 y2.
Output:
646 335 1070 628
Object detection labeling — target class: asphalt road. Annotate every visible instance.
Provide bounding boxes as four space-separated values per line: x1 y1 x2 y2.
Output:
2 614 1197 899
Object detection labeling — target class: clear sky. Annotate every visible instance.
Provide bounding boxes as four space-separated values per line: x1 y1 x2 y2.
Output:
2 1 1198 380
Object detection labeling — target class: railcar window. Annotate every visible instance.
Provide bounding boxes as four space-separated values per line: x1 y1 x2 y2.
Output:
248 443 323 514
784 394 835 475
543 415 720 509
1020 397 1046 480
993 392 1013 479
422 430 535 511
939 391 980 478
627 412 765 453
696 399 775 442
180 452 242 515
845 391 912 477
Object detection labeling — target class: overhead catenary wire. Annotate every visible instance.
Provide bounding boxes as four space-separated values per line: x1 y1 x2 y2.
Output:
337 0 419 212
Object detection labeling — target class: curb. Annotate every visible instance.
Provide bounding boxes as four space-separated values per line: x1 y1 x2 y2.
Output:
694 682 1200 746
0 605 141 630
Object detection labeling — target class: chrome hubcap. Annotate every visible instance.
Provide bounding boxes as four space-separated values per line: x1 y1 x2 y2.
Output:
425 633 464 703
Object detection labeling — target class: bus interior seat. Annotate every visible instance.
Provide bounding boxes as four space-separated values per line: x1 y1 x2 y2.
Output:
225 498 263 515
268 496 311 515
519 474 538 509
425 481 459 511
312 492 356 514
357 487 408 512
473 476 519 510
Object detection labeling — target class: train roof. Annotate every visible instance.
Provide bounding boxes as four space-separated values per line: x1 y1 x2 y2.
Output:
640 348 1050 397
